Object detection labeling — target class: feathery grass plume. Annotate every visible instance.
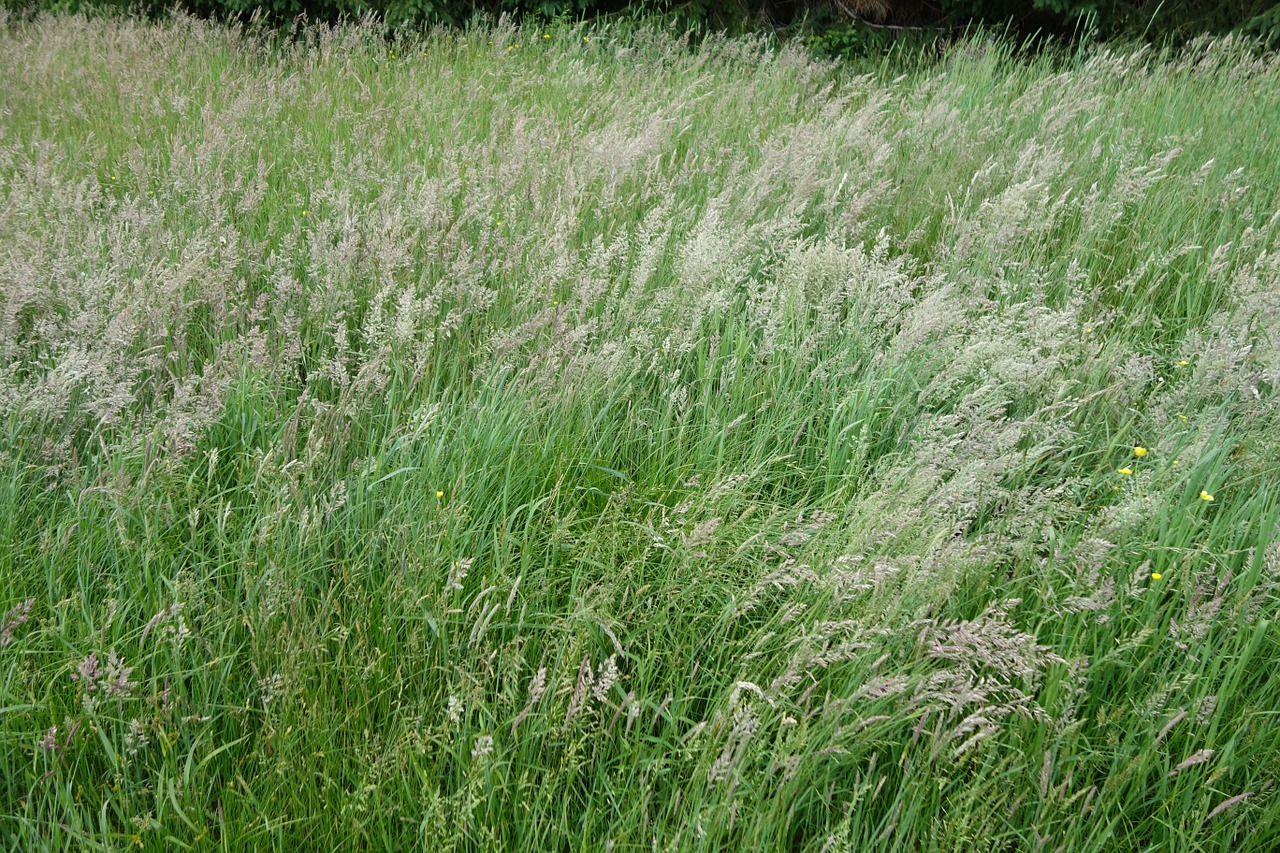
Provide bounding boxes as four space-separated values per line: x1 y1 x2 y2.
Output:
1168 748 1215 778
0 598 34 647
1205 792 1253 822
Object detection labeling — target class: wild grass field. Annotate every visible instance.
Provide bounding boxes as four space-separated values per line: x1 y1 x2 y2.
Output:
1 11 1279 850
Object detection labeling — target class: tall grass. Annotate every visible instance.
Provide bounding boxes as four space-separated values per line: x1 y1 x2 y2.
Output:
1 11 1278 850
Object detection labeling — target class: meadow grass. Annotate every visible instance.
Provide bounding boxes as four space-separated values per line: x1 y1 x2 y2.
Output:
1 11 1279 851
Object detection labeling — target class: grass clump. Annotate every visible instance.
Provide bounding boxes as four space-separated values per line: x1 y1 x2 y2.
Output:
1 11 1279 851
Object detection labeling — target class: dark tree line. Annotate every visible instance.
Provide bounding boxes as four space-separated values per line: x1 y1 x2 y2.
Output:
3 0 1278 47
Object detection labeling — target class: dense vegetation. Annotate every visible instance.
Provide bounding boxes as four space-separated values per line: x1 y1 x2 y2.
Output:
2 0 1278 46
2 11 1279 851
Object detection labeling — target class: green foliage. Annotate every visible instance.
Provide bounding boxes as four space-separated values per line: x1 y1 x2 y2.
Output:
3 14 1280 853
803 19 949 62
0 0 695 28
1245 4 1280 47
792 1 1280 50
913 0 1277 42
797 4 890 59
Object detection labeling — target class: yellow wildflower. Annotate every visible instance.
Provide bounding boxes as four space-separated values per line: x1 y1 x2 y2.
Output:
1178 360 1189 366
1199 490 1214 502
1133 446 1148 457
436 490 444 499
1172 459 1180 466
1118 467 1133 475
1151 572 1162 580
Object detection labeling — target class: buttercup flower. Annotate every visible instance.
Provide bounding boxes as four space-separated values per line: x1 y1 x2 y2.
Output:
1200 490 1214 502
1118 467 1133 475
1151 572 1163 580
